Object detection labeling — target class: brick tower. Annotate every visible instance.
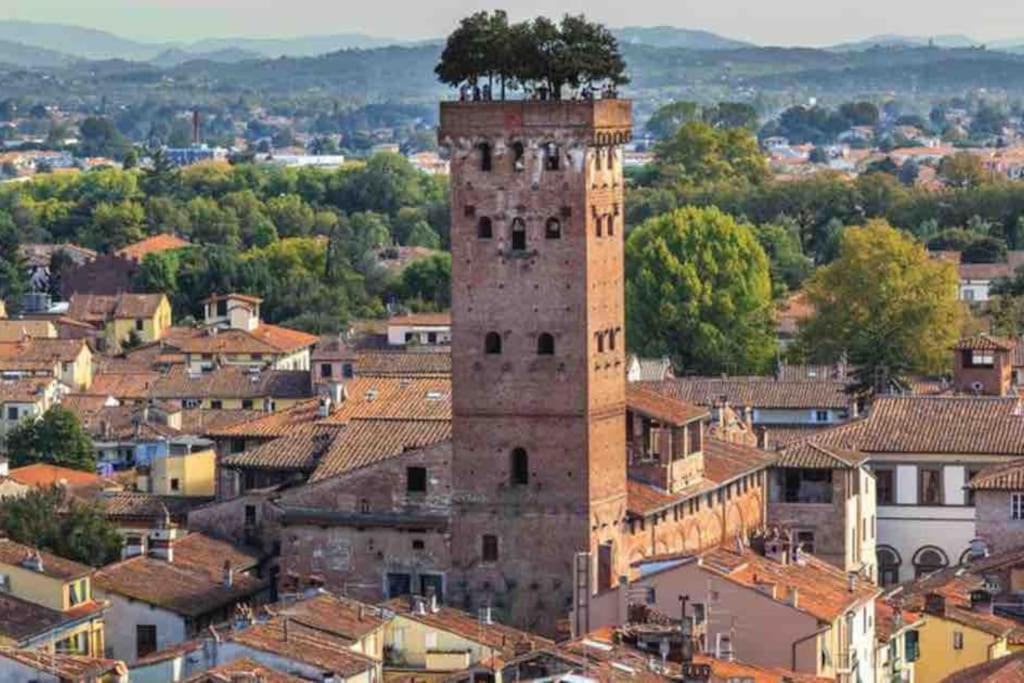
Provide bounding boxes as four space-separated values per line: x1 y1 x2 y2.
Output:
439 99 633 632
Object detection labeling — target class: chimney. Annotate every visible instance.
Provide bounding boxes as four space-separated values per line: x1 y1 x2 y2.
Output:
412 596 427 616
924 592 946 616
764 530 788 565
846 572 858 593
329 382 344 407
477 605 493 625
430 593 440 613
20 550 44 573
317 395 331 418
223 560 234 588
283 616 290 642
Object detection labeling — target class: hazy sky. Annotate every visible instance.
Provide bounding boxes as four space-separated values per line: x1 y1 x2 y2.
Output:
5 0 1024 46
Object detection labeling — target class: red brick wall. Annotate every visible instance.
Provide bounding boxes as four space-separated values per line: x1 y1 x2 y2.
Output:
441 101 632 633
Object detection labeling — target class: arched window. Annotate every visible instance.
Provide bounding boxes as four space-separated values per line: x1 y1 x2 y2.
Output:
607 147 615 169
511 448 529 486
484 332 502 355
913 546 948 579
511 218 527 251
608 328 617 351
877 546 901 586
512 142 525 172
545 218 561 239
607 215 615 237
537 333 555 356
544 143 560 171
595 148 603 171
478 142 492 172
477 217 493 239
596 332 605 353
594 213 602 238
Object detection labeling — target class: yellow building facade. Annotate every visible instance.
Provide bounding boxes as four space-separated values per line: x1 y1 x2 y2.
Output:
914 613 1016 683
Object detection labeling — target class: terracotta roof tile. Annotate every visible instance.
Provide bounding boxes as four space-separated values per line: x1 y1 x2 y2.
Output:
0 648 126 680
228 619 374 677
955 334 1017 352
354 350 451 377
311 418 451 482
8 464 104 488
93 533 266 616
942 651 1024 682
874 598 921 644
385 598 551 661
273 593 386 641
322 377 451 424
644 376 850 410
222 423 341 472
115 234 191 262
0 378 53 403
186 657 304 682
178 408 266 436
0 592 103 643
966 459 1024 491
701 547 879 623
204 399 322 439
248 324 319 354
0 539 92 580
702 438 776 483
84 371 161 400
0 338 88 364
98 492 213 522
311 335 355 361
626 385 708 426
151 365 310 400
387 312 451 327
774 442 868 469
803 395 1024 455
112 293 166 319
0 320 57 342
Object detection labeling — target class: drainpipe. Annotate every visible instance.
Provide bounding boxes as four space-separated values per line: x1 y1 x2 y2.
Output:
792 625 831 673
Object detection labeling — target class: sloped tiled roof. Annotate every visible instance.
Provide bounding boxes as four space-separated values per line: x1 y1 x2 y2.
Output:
700 547 880 623
115 233 191 261
8 464 104 489
166 325 317 356
387 312 451 327
0 378 52 404
112 293 166 319
186 657 304 683
151 365 310 400
311 418 451 482
774 442 868 469
942 651 1024 682
0 648 126 680
354 350 451 377
626 385 707 426
966 459 1024 491
0 539 92 580
803 395 1024 456
955 334 1017 352
178 408 266 436
874 598 921 645
98 492 213 522
322 376 452 424
644 376 849 410
0 338 88 364
0 593 102 644
702 438 776 483
85 371 161 400
203 399 321 439
93 533 266 616
226 619 375 677
222 423 341 472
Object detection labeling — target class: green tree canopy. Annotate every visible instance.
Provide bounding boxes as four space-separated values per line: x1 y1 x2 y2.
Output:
797 220 963 398
654 122 768 188
6 407 96 471
0 487 122 566
625 206 776 374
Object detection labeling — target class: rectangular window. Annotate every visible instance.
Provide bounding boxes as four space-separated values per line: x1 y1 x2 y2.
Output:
427 332 437 344
815 410 829 422
386 573 412 598
966 350 994 368
342 363 354 378
210 400 223 410
231 438 246 454
1012 493 1024 520
170 478 180 492
919 467 943 505
482 535 499 562
135 319 144 331
953 631 964 650
407 467 427 493
425 630 438 650
183 398 200 409
875 468 895 505
244 505 257 526
241 400 254 410
321 363 333 378
5 407 16 421
136 625 158 659
905 630 920 662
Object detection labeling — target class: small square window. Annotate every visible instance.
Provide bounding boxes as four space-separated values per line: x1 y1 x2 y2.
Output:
135 319 144 331
407 467 427 493
170 478 180 491
412 539 425 551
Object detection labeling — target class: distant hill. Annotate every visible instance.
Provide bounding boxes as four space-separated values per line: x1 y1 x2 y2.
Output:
828 33 980 51
0 38 76 68
614 26 751 50
186 34 414 58
0 20 160 60
148 47 263 68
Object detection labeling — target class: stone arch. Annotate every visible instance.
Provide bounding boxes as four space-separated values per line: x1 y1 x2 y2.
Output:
725 502 745 537
912 545 948 578
703 514 723 547
682 520 703 552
